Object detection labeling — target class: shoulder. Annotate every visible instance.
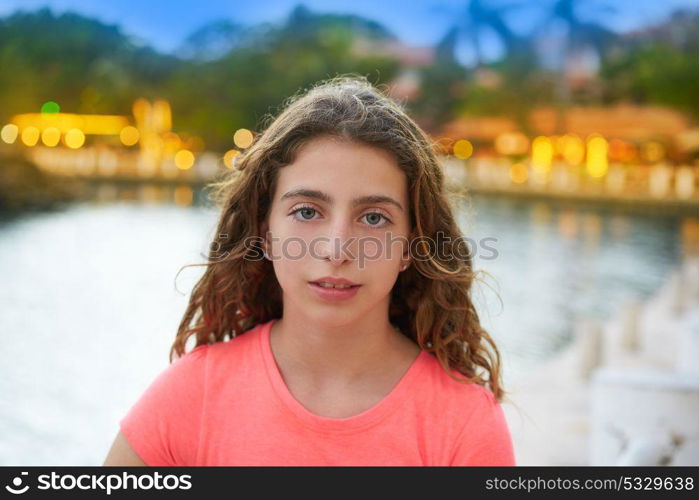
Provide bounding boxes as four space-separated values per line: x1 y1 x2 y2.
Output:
203 322 263 364
163 322 264 382
416 353 515 465
185 322 267 386
449 384 516 465
417 351 498 412
119 343 209 466
413 354 514 465
118 323 268 466
418 356 515 466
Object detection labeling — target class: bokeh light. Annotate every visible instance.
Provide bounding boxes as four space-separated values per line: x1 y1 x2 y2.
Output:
1 124 18 144
223 149 240 169
531 136 553 173
20 126 40 146
586 135 608 178
41 101 60 114
453 139 474 159
119 126 140 146
495 132 529 156
41 127 61 147
510 162 528 184
233 128 254 149
642 141 665 163
64 128 85 149
174 149 195 170
558 134 585 166
162 132 182 153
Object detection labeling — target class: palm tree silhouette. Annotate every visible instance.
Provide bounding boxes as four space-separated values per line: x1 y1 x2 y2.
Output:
434 0 524 67
538 0 617 130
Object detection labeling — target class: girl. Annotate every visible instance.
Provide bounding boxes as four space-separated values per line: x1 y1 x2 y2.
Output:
104 75 515 466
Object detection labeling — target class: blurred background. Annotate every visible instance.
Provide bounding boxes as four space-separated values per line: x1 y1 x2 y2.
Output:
1 0 698 466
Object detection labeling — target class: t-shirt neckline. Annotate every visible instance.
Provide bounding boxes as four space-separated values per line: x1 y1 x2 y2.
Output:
259 318 428 433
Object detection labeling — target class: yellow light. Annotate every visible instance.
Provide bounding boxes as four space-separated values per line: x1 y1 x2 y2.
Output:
162 132 181 153
1 124 19 144
642 141 665 163
64 128 86 149
495 132 529 155
21 126 40 146
531 136 553 173
120 126 140 146
10 113 127 135
559 134 584 165
132 98 151 127
233 128 254 149
152 100 172 132
553 135 565 154
174 149 195 170
142 133 162 154
510 163 528 184
453 139 474 159
586 135 608 178
41 127 61 147
223 149 240 169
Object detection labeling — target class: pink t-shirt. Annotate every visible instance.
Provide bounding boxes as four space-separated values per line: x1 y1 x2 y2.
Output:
119 318 516 466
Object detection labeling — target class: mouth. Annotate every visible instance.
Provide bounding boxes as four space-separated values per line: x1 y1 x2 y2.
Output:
308 281 361 289
308 281 362 301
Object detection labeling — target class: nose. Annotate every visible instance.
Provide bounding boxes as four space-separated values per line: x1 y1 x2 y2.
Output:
315 220 356 265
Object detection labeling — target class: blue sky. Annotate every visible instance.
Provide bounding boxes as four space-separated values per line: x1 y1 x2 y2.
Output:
1 0 698 57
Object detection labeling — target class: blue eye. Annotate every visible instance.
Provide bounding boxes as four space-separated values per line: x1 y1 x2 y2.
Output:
288 205 392 228
363 212 388 226
290 206 317 221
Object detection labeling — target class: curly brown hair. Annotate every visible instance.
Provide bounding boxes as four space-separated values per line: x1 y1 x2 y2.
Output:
170 74 506 402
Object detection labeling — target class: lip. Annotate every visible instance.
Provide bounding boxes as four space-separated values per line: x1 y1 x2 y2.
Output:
310 276 360 286
308 281 362 302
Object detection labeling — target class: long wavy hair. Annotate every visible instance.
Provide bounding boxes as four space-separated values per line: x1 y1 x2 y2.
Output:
171 74 506 402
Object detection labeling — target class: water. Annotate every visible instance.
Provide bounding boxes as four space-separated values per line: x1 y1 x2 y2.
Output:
0 194 688 465
460 195 685 383
0 200 219 466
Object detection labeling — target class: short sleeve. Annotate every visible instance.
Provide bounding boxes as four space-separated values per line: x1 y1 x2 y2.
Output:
449 388 516 466
119 344 209 466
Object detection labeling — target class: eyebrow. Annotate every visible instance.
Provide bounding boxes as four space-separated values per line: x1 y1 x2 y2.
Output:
280 188 404 212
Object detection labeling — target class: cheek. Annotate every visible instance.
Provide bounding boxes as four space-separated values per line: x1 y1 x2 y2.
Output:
268 224 310 260
269 235 314 284
359 258 400 292
356 233 405 268
355 232 407 262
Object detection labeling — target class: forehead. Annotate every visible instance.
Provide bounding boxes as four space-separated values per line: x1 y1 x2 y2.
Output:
274 136 407 200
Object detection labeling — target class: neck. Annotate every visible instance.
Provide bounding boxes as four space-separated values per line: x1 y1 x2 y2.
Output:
269 308 416 384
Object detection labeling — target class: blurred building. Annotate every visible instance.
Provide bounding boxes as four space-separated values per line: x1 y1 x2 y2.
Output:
350 38 435 102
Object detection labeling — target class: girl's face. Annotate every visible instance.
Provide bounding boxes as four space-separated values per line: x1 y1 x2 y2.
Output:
262 135 411 326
